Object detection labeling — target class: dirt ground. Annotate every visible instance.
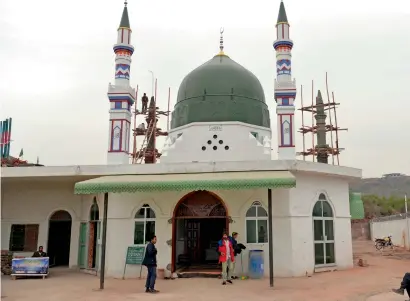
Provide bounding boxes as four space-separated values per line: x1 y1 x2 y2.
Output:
1 241 409 301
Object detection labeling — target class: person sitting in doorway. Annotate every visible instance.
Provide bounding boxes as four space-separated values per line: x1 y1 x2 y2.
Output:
32 246 47 257
392 272 410 298
142 235 159 293
217 231 235 285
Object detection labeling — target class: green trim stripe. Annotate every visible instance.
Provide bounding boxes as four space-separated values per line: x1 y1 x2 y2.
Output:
74 177 295 195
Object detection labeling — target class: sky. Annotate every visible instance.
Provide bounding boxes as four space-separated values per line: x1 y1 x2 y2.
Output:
0 0 409 178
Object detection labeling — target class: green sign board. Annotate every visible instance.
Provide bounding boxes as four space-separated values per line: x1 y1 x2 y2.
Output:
125 246 145 265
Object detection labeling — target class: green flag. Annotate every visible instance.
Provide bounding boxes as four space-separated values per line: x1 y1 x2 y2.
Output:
19 148 23 157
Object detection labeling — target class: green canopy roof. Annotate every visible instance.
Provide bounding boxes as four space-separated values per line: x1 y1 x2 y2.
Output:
74 171 296 194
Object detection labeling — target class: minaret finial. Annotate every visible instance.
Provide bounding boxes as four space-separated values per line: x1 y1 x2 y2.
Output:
124 0 128 7
218 27 225 56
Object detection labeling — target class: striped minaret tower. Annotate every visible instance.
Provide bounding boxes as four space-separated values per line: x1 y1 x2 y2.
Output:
107 0 136 165
273 0 297 160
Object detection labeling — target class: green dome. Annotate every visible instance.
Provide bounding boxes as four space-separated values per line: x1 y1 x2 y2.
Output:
171 54 270 129
349 192 365 220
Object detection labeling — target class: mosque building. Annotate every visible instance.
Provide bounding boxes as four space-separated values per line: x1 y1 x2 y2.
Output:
1 1 363 279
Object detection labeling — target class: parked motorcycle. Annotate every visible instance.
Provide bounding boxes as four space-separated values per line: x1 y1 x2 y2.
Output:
374 235 393 250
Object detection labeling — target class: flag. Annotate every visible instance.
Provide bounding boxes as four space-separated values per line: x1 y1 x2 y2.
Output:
19 148 23 157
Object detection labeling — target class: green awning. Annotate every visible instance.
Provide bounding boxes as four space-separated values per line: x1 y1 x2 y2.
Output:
74 171 296 194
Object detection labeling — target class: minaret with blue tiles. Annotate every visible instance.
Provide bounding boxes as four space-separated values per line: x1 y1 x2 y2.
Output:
273 0 297 160
107 0 135 165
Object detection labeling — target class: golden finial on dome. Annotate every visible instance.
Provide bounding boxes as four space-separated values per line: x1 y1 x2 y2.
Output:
217 27 226 56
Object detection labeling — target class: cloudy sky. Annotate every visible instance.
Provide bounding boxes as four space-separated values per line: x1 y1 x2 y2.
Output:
1 0 409 177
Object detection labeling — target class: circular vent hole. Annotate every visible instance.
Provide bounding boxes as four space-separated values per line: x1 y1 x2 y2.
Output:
213 135 218 139
219 140 223 144
213 146 217 150
202 146 206 151
225 146 229 150
207 140 212 144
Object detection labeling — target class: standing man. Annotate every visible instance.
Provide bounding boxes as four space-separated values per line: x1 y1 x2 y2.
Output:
142 235 159 293
230 232 246 280
218 231 235 285
32 246 47 257
141 93 149 114
392 272 410 298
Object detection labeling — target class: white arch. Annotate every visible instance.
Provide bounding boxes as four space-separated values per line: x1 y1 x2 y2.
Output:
130 199 161 219
243 199 269 244
309 190 337 217
170 190 230 217
89 200 100 221
47 207 77 221
239 197 268 218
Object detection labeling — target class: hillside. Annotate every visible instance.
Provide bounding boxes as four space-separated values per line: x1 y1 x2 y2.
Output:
349 175 410 217
350 175 410 197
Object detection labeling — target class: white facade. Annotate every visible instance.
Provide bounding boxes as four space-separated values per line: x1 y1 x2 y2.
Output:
106 5 135 165
1 160 360 278
161 122 271 163
274 7 297 160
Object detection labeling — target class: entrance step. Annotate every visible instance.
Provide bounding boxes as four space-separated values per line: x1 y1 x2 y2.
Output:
177 270 221 278
176 264 221 278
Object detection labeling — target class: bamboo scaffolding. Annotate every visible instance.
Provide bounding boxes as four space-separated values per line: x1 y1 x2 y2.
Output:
296 74 348 164
325 72 335 165
300 85 306 161
132 85 139 164
311 80 315 162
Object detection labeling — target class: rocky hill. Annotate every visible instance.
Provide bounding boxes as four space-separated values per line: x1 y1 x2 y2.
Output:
350 175 410 197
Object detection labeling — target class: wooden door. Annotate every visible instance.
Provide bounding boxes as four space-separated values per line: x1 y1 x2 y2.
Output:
95 221 101 270
78 223 87 268
87 222 95 269
185 220 200 263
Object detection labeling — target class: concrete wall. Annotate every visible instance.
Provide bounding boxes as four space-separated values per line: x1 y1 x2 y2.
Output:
370 218 410 249
1 169 354 278
103 188 286 279
351 221 371 240
161 122 271 163
1 180 97 268
105 171 353 279
288 172 353 276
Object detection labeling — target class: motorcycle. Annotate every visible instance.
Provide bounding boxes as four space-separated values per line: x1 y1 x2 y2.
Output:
374 235 393 250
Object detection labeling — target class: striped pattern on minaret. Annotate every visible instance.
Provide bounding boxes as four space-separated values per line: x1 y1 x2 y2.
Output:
106 1 136 164
274 0 297 160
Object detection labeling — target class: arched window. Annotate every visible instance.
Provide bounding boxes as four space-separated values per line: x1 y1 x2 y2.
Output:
89 200 99 221
313 194 335 266
245 201 268 243
134 204 156 245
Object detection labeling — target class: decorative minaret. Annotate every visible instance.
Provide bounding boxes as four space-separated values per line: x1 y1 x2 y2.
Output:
315 90 329 163
273 0 297 160
107 0 136 165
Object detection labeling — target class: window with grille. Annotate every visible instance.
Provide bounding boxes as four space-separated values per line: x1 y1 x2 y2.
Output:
9 224 39 252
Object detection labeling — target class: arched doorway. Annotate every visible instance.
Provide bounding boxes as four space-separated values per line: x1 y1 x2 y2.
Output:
88 200 100 269
48 210 72 267
172 191 228 273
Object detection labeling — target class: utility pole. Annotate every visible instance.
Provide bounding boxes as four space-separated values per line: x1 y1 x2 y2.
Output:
149 70 154 97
